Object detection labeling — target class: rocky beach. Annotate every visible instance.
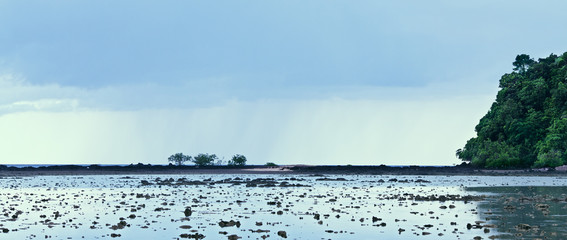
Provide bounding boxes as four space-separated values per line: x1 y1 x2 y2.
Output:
1 166 567 239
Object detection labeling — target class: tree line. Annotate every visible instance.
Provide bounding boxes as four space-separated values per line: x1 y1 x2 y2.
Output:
457 52 567 168
168 153 247 166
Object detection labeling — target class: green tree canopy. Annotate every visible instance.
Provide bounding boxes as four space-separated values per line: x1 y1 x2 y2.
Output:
264 162 278 167
513 54 536 73
458 52 567 168
192 153 218 166
228 154 247 166
168 153 191 166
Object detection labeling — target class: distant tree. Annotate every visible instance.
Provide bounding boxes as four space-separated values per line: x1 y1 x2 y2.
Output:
513 54 535 73
168 153 191 166
228 154 247 166
264 162 278 167
192 153 217 166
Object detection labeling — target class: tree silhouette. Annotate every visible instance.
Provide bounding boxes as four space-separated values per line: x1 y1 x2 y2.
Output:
192 153 217 166
168 153 191 166
228 154 247 166
513 54 535 73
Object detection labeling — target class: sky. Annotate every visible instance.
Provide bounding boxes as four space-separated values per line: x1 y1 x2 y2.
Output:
1 1 566 166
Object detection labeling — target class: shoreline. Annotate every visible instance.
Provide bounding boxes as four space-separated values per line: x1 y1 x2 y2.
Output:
1 164 566 177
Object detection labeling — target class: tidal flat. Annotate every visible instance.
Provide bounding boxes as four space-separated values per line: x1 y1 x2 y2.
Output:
1 174 567 239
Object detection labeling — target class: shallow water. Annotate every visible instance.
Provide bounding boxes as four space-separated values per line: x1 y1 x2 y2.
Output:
1 174 567 239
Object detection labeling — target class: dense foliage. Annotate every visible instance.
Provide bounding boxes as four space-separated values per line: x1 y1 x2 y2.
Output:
457 52 567 168
191 153 218 166
167 152 250 166
168 153 192 166
228 154 247 166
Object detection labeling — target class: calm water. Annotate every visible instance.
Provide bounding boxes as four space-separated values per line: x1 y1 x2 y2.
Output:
1 174 567 239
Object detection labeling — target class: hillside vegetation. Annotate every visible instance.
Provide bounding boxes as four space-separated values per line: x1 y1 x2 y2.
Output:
457 52 567 168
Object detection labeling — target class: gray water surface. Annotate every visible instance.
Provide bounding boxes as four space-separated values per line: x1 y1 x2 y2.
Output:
1 174 566 239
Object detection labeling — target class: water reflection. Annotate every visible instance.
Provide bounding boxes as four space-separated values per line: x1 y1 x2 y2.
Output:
467 186 567 239
1 175 566 239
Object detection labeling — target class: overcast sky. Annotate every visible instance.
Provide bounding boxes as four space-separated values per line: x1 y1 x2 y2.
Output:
1 1 566 165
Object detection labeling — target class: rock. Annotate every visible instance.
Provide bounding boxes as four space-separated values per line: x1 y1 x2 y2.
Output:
503 205 516 210
227 234 241 240
515 223 531 231
277 230 287 238
315 177 347 181
219 220 241 228
535 204 549 210
184 207 192 217
110 220 128 230
179 233 205 239
415 179 431 183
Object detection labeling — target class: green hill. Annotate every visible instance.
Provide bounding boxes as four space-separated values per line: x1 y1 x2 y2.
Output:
457 52 567 168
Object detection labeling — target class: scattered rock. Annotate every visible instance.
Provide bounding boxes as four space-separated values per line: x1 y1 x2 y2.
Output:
179 233 205 239
227 234 241 240
277 230 287 238
184 207 192 217
219 220 241 228
515 223 532 231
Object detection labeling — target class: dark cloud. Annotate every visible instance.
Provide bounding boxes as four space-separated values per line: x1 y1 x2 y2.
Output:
0 1 566 104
